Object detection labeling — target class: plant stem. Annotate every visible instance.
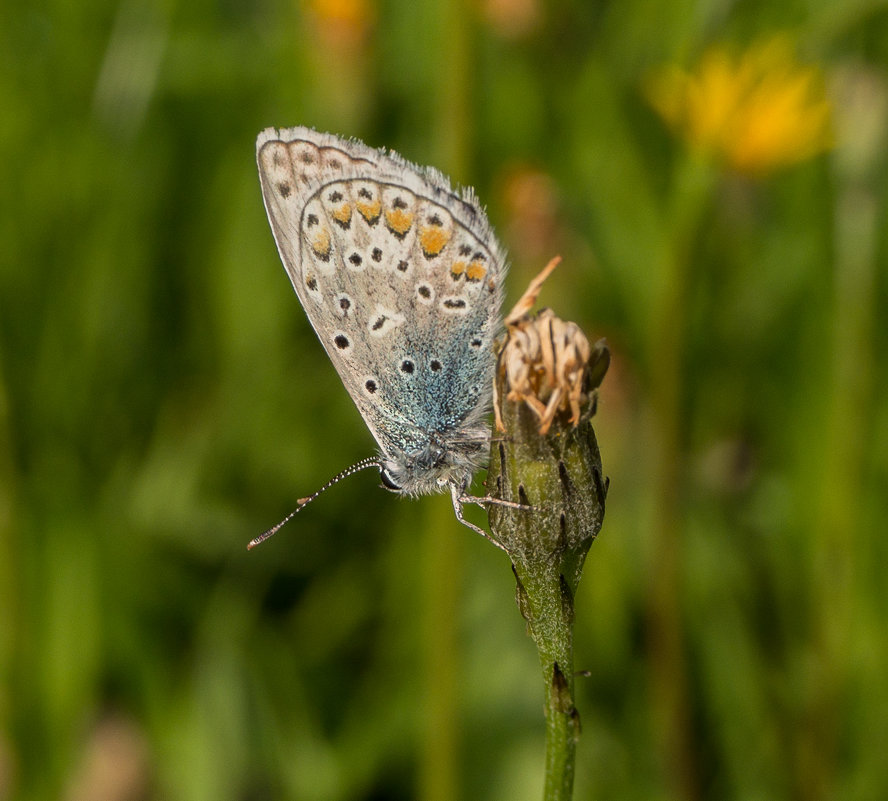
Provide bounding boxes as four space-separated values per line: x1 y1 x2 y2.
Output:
512 560 579 801
488 332 608 800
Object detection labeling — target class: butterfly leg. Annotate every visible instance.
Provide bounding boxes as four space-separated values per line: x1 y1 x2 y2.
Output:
458 493 534 512
449 484 508 552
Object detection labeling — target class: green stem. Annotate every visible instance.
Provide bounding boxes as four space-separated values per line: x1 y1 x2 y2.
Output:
488 341 608 801
512 561 579 801
799 159 879 799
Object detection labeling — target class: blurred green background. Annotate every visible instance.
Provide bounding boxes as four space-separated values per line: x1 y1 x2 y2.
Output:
2 0 887 799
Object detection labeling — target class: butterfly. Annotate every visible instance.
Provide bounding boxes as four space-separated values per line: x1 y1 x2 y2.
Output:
252 127 513 548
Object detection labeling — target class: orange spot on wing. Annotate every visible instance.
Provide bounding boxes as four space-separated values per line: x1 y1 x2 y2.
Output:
385 207 414 236
311 228 331 257
356 198 381 223
331 203 352 225
450 260 467 277
466 261 487 281
420 225 451 256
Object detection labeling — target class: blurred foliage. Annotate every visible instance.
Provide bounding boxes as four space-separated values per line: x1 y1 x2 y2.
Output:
2 0 888 800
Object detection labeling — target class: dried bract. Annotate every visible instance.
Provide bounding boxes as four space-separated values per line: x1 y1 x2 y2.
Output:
495 257 608 434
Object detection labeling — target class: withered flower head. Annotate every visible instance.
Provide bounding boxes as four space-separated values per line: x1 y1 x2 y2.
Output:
488 257 608 571
495 258 609 435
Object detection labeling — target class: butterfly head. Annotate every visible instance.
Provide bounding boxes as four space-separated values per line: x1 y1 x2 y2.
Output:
378 434 488 497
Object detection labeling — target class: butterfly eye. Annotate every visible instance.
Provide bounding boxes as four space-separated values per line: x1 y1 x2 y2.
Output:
379 468 402 492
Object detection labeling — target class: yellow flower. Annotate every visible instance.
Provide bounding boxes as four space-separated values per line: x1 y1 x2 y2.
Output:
646 37 833 174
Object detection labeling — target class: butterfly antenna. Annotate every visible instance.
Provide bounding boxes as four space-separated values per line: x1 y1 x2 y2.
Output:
247 457 382 550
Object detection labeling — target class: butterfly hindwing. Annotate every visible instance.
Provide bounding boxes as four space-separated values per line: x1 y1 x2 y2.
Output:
257 126 506 467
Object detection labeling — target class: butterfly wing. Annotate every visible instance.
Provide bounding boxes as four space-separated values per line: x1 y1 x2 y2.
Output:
256 127 506 469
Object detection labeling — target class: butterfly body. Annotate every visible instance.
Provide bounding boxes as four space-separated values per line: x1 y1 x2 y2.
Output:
256 127 507 520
